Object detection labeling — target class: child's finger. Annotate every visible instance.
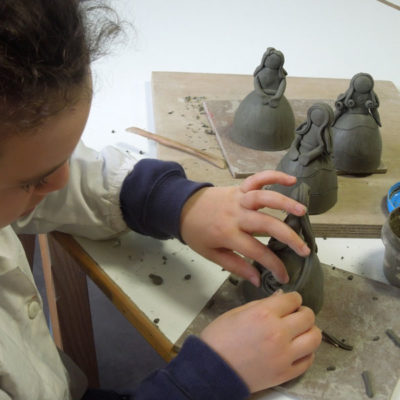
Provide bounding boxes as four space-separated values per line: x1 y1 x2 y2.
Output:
240 189 307 216
287 353 315 381
207 248 262 287
240 170 296 193
224 232 290 283
291 325 322 361
238 211 310 257
257 291 303 317
283 306 315 339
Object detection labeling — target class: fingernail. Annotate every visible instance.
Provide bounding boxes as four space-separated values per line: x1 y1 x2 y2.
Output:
295 204 307 214
273 288 284 296
249 275 260 287
301 244 311 256
281 273 289 284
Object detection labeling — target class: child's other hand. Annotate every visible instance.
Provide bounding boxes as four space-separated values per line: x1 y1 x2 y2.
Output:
180 170 310 286
200 291 322 392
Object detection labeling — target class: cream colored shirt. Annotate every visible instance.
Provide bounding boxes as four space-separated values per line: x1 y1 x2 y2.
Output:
1 142 136 400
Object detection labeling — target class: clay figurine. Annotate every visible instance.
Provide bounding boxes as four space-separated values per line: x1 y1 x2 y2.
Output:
271 102 337 215
240 183 324 314
229 47 295 151
331 72 382 174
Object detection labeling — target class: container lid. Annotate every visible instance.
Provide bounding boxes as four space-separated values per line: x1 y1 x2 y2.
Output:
387 182 400 213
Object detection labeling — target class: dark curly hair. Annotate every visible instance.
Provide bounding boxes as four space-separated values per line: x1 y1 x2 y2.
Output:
0 0 121 133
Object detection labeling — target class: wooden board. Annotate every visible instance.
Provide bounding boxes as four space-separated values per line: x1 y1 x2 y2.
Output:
204 98 387 178
151 71 400 238
175 264 400 400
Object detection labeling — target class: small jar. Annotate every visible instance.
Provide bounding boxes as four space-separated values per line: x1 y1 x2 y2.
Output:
381 207 400 287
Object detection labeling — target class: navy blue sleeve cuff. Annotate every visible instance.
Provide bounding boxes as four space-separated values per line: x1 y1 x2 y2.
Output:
134 335 250 400
120 159 212 241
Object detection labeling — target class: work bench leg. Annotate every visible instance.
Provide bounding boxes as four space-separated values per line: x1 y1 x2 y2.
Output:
45 234 100 388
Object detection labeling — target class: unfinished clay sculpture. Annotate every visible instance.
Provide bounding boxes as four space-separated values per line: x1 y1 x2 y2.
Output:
332 72 382 174
271 102 337 215
241 183 324 314
230 47 295 150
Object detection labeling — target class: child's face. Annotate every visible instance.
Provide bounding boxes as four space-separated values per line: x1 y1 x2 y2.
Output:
0 90 91 228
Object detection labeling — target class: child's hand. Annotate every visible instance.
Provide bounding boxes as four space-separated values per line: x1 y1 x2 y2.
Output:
180 170 310 286
200 291 322 392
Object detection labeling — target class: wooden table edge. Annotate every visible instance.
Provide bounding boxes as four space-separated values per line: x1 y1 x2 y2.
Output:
50 231 177 362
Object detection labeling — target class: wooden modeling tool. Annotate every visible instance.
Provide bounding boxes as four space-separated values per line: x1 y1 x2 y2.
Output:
125 126 226 169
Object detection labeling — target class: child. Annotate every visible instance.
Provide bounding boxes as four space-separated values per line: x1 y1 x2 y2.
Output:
0 1 321 399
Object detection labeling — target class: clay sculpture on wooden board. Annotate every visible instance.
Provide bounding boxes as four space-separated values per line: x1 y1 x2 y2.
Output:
271 102 338 215
229 47 295 151
241 183 324 314
331 72 382 174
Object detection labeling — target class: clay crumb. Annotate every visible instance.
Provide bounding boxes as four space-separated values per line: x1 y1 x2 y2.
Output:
184 274 191 280
361 370 374 398
168 111 174 114
111 129 116 134
326 366 336 371
340 256 344 260
153 318 160 324
149 274 163 286
139 150 144 155
347 275 354 280
372 296 378 301
228 276 239 286
331 266 336 270
372 336 380 341
386 329 400 348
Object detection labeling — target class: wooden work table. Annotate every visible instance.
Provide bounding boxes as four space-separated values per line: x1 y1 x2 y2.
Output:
47 72 398 399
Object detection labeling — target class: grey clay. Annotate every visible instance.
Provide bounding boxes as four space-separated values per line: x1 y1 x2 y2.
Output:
229 47 295 151
271 102 338 215
241 183 324 314
381 207 400 288
332 72 382 174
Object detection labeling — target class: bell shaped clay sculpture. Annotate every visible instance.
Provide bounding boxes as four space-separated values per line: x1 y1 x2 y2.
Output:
230 47 295 151
271 102 337 215
241 183 324 314
332 72 382 174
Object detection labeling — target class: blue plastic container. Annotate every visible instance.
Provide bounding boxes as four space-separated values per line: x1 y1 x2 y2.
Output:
387 182 400 213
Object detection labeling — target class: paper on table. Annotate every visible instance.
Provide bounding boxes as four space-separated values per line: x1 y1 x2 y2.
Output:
75 231 229 343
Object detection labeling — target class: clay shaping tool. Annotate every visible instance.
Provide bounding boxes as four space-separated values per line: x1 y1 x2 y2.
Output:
125 127 226 169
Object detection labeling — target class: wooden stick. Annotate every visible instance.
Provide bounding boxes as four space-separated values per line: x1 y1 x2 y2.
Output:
126 126 226 169
377 0 400 11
